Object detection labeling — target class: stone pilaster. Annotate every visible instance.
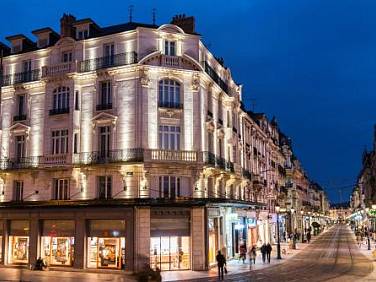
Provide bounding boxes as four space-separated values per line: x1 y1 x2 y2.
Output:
134 207 150 271
73 216 86 269
191 207 206 270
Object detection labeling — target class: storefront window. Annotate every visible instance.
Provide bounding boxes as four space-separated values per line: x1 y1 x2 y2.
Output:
150 236 190 270
8 220 29 264
41 220 75 266
87 220 126 269
208 218 220 266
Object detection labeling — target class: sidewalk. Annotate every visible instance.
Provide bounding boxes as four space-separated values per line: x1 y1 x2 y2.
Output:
355 237 376 281
162 238 318 282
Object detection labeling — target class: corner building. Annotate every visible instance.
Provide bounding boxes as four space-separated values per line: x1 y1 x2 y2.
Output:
0 14 277 271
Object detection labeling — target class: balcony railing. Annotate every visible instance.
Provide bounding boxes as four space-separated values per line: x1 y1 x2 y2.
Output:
162 55 181 67
146 149 197 162
0 157 39 170
96 103 113 111
1 69 41 86
13 114 27 122
42 62 76 78
203 152 234 172
49 108 70 115
158 101 183 109
204 61 229 94
79 52 138 72
40 155 68 166
74 148 144 165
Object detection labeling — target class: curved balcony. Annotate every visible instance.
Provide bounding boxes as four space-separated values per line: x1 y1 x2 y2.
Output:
42 62 76 78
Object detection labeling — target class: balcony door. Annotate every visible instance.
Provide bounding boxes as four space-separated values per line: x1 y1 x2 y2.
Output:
98 126 111 159
103 44 115 66
15 135 25 161
22 60 32 81
159 125 180 151
97 176 112 200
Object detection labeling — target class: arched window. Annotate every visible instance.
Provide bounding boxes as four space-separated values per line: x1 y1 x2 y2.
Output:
52 86 70 111
158 79 181 109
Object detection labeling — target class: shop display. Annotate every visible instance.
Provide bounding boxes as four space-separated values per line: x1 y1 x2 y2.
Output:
88 237 125 269
9 236 29 264
41 236 74 266
150 236 190 271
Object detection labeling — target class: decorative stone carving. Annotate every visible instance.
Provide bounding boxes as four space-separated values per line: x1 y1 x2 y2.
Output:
140 68 151 88
191 72 200 92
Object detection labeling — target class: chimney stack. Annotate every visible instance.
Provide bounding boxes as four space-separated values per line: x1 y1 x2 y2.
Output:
171 14 195 33
60 13 76 38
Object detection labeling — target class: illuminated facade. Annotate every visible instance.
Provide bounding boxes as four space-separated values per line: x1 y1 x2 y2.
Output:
0 14 326 272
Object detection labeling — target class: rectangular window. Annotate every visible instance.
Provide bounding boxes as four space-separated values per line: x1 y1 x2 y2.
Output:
37 38 49 48
158 176 181 198
15 135 25 160
159 125 180 150
51 130 68 154
103 43 115 66
22 60 31 72
53 179 69 200
13 181 23 201
99 81 112 106
61 51 73 63
52 87 69 111
77 29 89 40
74 91 79 110
97 176 112 199
164 41 176 56
73 133 78 154
17 95 25 116
99 126 111 157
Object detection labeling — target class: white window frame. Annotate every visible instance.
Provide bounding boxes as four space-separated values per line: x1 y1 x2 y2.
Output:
164 40 176 56
158 79 181 108
99 81 112 105
97 176 112 199
51 129 69 155
53 86 70 110
98 126 111 156
13 180 24 201
158 176 181 198
159 125 180 150
53 178 69 200
15 135 26 159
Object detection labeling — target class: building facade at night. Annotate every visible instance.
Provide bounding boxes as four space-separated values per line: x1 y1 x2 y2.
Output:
0 14 329 272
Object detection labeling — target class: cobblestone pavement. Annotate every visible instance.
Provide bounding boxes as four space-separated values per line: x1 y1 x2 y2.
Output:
181 224 375 282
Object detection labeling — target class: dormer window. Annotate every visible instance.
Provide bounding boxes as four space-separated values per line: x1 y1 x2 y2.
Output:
77 29 89 40
164 40 176 56
12 44 21 54
37 38 49 48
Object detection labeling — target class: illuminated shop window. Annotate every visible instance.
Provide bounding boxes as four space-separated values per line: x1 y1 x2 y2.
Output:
8 220 29 264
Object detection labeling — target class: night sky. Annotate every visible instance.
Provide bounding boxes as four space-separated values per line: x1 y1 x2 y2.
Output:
1 0 375 203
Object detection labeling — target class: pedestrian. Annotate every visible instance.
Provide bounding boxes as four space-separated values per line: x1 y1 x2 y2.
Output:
248 245 256 269
239 243 247 264
216 250 226 280
266 243 272 263
260 243 267 263
307 231 311 243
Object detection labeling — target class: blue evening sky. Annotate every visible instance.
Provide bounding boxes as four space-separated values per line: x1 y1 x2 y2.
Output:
1 0 375 203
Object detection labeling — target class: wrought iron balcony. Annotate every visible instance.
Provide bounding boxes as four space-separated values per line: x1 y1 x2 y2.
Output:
204 61 229 94
42 62 76 78
49 108 70 115
96 103 113 111
74 148 144 165
0 156 39 170
40 154 68 166
203 152 234 172
161 55 181 67
79 52 138 72
1 69 41 86
13 114 27 122
158 101 183 109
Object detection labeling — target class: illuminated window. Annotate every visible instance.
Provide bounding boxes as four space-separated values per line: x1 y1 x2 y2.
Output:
98 81 112 107
98 126 111 156
53 179 69 200
159 125 180 150
158 79 181 108
164 40 176 56
51 130 69 154
15 135 25 160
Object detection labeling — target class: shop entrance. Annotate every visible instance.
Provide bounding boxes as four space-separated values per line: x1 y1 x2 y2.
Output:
208 217 219 266
150 236 190 271
8 220 29 264
87 220 126 269
41 220 75 266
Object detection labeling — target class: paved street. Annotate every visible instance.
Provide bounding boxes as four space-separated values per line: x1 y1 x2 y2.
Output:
184 224 375 282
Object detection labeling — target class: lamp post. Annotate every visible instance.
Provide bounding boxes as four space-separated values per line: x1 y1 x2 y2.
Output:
275 205 282 259
366 208 371 250
300 210 305 243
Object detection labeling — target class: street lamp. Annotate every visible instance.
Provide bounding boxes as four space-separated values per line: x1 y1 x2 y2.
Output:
275 205 282 259
300 210 305 243
366 208 371 250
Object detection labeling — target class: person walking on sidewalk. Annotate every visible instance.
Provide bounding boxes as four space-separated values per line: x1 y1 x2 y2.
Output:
216 250 226 280
239 243 247 264
266 243 272 263
307 231 311 243
248 245 257 269
260 243 267 263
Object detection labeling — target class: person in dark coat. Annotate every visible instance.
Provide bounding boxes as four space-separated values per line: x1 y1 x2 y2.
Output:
307 231 311 243
239 244 247 263
260 243 267 263
266 243 272 263
216 250 226 280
